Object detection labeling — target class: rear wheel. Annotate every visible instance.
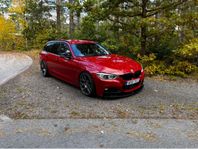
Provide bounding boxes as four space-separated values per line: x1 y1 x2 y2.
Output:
79 72 95 96
40 61 49 77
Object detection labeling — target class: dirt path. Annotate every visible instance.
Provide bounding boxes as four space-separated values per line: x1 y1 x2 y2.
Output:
0 53 32 85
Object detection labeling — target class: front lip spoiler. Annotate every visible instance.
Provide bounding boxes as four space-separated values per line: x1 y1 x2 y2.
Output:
102 84 144 99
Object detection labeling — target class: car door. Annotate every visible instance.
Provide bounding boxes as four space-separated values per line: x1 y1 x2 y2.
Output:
57 42 79 84
46 42 60 75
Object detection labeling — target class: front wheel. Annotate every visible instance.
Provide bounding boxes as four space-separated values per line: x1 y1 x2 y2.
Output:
79 72 95 97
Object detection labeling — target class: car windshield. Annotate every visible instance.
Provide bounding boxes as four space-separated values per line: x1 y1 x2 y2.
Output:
71 43 110 57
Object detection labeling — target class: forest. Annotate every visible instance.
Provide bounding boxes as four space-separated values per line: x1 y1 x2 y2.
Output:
0 0 197 77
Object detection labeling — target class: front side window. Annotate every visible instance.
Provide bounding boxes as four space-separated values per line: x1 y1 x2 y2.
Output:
71 43 110 57
58 43 71 55
51 43 60 54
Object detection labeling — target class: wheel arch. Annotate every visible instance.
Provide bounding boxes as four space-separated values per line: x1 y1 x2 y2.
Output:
79 70 93 82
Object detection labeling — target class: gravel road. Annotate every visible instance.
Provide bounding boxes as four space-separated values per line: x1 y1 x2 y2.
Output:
0 52 197 119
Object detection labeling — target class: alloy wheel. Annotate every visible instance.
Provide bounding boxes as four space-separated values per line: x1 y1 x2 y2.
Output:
80 73 93 96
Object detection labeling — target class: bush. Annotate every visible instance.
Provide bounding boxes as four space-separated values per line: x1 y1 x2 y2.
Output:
138 54 164 76
148 34 180 59
13 35 26 51
172 61 197 74
176 38 198 65
138 53 156 66
138 53 198 77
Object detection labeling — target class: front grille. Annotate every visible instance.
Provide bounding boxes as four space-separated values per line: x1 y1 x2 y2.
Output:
134 70 141 78
120 70 141 80
120 73 133 80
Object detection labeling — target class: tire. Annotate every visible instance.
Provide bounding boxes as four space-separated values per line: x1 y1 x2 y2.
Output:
40 61 49 77
79 72 96 97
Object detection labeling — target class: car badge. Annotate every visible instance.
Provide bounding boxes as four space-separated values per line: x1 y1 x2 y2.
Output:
131 69 134 73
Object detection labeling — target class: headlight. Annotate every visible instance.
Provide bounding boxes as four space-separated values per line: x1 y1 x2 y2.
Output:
97 73 118 80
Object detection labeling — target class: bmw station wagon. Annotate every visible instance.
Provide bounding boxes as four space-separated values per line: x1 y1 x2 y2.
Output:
39 40 144 97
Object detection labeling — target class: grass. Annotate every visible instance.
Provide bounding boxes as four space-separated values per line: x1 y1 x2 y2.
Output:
70 111 81 117
187 130 198 141
11 111 30 119
126 130 157 142
116 108 129 118
23 49 41 60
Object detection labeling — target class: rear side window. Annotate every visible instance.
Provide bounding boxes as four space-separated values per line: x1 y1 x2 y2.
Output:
44 42 60 54
44 42 53 52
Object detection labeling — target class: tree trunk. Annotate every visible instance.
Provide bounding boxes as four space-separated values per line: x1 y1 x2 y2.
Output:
141 26 147 55
56 0 61 32
140 0 148 55
76 12 80 29
69 0 75 38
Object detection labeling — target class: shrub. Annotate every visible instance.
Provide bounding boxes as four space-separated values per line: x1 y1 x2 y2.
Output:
13 35 26 51
144 62 165 76
172 61 197 74
138 53 198 77
138 54 165 76
176 38 198 65
138 53 156 66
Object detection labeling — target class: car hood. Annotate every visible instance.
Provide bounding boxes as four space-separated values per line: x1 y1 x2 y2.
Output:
76 54 142 75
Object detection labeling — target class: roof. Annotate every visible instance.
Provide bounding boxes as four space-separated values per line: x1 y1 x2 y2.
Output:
46 39 96 45
65 39 96 44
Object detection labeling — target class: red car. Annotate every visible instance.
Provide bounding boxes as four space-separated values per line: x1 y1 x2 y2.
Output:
39 40 144 97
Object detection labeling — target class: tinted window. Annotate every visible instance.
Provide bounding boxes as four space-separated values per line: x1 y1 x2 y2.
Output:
57 43 71 55
71 43 110 57
51 43 60 54
45 42 60 54
44 42 53 52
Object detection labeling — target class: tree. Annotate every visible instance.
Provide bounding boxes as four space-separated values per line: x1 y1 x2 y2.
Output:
85 0 191 55
0 16 16 50
0 0 11 15
9 0 26 32
24 0 53 46
66 0 83 37
56 0 62 31
68 0 75 37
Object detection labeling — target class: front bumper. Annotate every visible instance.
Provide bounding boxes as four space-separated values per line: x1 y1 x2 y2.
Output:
93 72 145 97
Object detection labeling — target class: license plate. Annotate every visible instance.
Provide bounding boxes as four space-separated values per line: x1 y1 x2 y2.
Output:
126 78 140 86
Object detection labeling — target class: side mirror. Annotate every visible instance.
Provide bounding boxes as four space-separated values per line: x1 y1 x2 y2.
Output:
65 50 72 59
